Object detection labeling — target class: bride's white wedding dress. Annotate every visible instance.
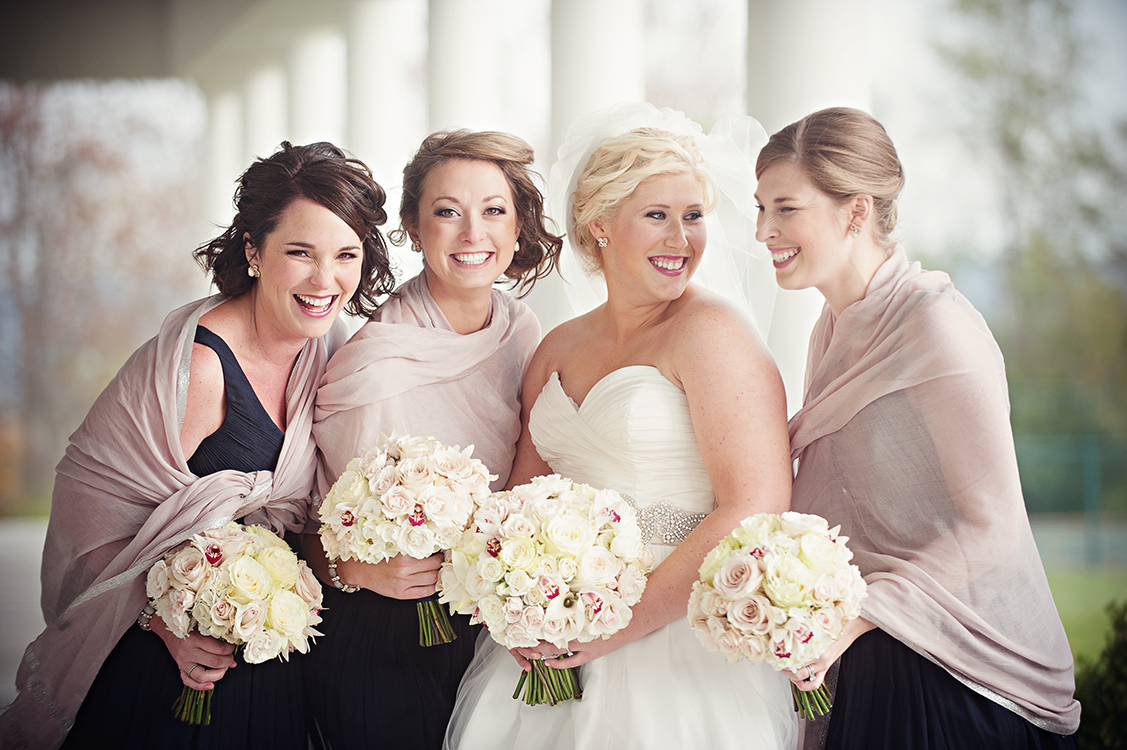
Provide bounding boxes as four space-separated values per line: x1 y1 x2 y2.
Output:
444 366 798 750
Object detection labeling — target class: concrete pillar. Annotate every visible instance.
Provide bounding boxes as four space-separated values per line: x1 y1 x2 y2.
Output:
549 0 645 155
288 29 348 148
426 0 506 131
205 87 244 230
346 0 426 184
747 0 871 416
242 64 287 163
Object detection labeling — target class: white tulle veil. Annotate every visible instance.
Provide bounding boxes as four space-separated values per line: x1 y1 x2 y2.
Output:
548 102 777 338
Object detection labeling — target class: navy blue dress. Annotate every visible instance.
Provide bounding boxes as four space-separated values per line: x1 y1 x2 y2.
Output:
824 629 1078 750
62 326 306 750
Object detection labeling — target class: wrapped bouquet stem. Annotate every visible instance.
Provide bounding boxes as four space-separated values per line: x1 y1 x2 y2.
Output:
439 474 654 706
320 432 495 647
688 512 867 719
145 523 324 724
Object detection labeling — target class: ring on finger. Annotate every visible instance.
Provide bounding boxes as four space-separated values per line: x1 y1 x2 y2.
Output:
187 664 202 680
803 664 816 682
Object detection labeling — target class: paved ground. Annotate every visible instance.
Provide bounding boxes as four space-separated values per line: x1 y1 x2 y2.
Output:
0 515 1124 706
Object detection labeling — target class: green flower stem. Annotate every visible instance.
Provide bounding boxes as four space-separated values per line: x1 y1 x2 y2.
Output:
172 686 213 725
512 658 582 706
417 596 457 647
791 683 833 720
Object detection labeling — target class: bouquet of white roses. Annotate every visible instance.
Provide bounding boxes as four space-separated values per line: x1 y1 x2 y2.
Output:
439 474 654 705
319 432 495 645
687 512 866 719
145 522 324 724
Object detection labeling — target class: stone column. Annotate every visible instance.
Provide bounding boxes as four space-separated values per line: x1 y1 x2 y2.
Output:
288 29 348 148
426 0 505 131
346 0 426 183
747 0 871 415
204 86 244 229
242 64 287 163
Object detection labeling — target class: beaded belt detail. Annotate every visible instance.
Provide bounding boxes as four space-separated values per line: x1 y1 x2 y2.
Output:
623 495 707 545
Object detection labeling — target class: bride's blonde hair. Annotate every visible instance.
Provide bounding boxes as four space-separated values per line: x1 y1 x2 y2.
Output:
570 128 715 273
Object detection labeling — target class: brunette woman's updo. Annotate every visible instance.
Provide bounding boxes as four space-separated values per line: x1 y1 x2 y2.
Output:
194 141 395 317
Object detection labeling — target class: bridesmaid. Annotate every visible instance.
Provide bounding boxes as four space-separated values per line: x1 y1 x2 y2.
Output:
2 142 394 750
756 107 1080 748
303 129 562 750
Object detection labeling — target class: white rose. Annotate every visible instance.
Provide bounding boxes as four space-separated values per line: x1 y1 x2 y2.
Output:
368 464 399 495
204 596 238 639
501 513 537 539
588 595 631 639
475 594 506 631
609 534 646 564
397 435 441 458
323 468 367 518
576 546 623 588
812 606 845 639
465 562 499 599
395 524 439 559
168 545 209 590
543 515 594 558
715 626 744 663
503 568 533 596
727 594 773 635
245 525 289 550
712 552 764 600
763 555 816 609
431 448 474 481
501 622 539 649
154 595 192 639
268 589 311 640
518 604 545 633
380 486 416 517
292 561 323 609
227 556 275 604
499 537 538 571
697 587 729 618
396 457 435 489
799 532 843 576
557 555 579 583
739 631 769 662
257 546 300 590
779 512 829 537
503 596 524 623
418 485 461 525
146 559 170 600
615 564 648 606
243 628 286 664
434 523 463 550
477 556 505 583
698 539 737 582
731 514 780 547
233 600 267 642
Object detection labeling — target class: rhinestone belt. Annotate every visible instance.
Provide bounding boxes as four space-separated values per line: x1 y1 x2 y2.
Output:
623 495 708 545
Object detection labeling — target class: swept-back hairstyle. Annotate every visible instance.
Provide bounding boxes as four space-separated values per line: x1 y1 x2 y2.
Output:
193 141 395 317
570 127 715 272
391 129 563 297
756 107 905 250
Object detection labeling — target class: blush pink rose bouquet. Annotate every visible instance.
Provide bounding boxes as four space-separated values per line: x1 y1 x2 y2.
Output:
319 431 495 645
687 512 866 719
439 474 654 705
145 522 324 724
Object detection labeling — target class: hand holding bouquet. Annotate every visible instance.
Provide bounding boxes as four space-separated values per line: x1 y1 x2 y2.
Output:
687 512 866 719
319 432 495 645
146 522 324 724
439 474 654 705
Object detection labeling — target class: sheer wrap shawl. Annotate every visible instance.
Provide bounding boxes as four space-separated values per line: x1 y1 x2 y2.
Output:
313 271 540 500
788 248 1080 734
1 296 335 750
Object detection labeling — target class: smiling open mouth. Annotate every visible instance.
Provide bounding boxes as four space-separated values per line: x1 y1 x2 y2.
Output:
295 294 336 314
453 252 492 266
771 248 799 264
650 256 687 272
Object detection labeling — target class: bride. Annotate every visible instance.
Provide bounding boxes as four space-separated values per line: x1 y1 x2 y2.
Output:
444 106 798 749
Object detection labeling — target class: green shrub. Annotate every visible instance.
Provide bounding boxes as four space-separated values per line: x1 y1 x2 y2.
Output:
1075 600 1127 748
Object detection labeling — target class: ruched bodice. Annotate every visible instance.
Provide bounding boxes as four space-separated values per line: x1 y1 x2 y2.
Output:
531 367 715 517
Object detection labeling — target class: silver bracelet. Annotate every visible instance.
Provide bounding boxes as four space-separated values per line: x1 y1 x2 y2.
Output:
137 602 155 631
328 558 360 593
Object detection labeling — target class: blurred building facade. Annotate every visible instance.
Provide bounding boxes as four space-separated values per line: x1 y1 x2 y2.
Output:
1 0 874 415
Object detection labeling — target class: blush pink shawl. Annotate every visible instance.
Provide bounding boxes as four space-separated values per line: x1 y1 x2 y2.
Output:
313 271 540 499
789 248 1080 734
1 296 336 750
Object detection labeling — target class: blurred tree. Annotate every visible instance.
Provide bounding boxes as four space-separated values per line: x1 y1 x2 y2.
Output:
0 81 206 513
937 0 1127 512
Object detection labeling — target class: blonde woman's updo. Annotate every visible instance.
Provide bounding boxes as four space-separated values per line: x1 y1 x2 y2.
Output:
571 127 715 272
756 107 905 250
